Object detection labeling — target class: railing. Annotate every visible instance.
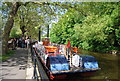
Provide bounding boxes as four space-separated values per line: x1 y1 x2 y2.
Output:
31 46 50 81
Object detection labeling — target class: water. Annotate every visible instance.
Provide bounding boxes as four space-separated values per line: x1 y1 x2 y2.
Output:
76 48 119 80
58 49 119 81
53 48 119 81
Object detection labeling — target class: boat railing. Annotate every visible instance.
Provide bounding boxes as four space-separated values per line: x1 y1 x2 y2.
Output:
31 46 50 81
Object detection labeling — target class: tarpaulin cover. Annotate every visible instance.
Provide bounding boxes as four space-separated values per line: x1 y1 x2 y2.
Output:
83 62 98 69
48 56 70 71
79 55 99 69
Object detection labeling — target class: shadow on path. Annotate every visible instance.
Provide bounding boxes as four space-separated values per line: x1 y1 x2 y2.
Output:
1 48 29 79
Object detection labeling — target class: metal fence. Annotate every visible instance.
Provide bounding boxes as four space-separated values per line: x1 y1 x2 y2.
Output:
31 46 50 81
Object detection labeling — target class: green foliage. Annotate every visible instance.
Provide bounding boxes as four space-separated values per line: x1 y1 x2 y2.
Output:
9 25 22 38
50 8 85 46
15 2 65 39
0 50 15 61
50 2 120 52
2 2 119 54
6 50 15 54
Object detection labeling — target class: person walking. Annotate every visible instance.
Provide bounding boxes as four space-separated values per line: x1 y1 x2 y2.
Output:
26 37 30 49
66 39 71 61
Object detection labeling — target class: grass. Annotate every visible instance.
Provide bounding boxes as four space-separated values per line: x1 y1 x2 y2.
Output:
0 50 15 61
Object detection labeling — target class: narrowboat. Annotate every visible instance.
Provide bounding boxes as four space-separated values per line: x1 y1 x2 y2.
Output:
33 38 100 80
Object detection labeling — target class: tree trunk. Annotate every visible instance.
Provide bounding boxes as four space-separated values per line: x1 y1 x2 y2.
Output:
38 27 41 42
20 25 26 38
2 2 20 55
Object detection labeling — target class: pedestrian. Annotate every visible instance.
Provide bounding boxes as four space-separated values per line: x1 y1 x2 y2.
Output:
25 38 27 48
21 38 25 48
66 39 71 61
18 38 22 48
26 37 30 49
12 38 16 50
13 38 17 50
16 38 19 47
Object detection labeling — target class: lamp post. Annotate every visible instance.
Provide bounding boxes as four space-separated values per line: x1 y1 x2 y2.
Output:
38 27 41 42
47 25 49 38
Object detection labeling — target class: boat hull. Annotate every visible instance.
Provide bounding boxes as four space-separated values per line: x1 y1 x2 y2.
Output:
37 54 99 80
34 44 100 80
51 70 97 79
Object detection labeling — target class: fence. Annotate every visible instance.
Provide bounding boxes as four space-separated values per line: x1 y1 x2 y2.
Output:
31 46 50 81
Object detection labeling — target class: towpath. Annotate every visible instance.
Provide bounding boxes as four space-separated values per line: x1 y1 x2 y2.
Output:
1 48 36 81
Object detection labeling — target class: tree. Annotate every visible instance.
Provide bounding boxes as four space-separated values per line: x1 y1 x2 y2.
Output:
2 2 21 55
2 2 73 55
50 8 85 46
50 2 120 52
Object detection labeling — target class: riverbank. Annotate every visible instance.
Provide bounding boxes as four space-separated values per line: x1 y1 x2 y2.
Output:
108 50 120 55
78 47 120 55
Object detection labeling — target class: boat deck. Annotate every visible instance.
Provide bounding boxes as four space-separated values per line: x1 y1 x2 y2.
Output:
51 66 100 74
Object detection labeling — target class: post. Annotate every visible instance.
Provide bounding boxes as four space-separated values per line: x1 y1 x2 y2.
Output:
33 57 37 79
38 27 41 42
33 50 37 79
47 25 49 38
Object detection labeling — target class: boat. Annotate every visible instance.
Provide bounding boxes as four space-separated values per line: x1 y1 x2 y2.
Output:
33 37 100 80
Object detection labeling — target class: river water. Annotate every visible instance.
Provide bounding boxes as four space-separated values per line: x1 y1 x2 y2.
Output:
53 48 119 81
75 48 119 81
43 44 119 81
